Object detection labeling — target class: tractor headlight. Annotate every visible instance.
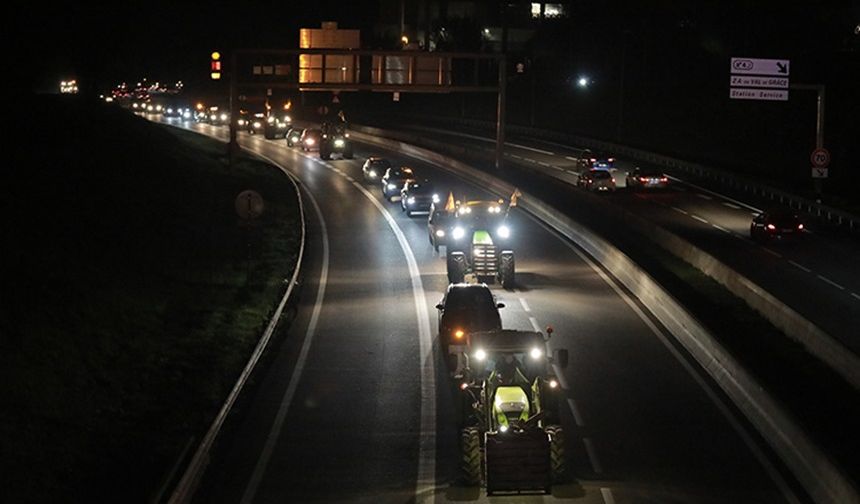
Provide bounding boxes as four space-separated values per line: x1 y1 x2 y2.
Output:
407 197 416 205
284 115 291 122
166 108 173 113
306 138 315 145
334 139 345 147
474 349 487 361
497 225 510 238
238 119 246 126
435 229 445 237
387 183 397 190
548 379 559 389
530 347 543 360
267 116 275 123
499 425 509 433
220 113 228 121
368 170 376 177
253 121 262 129
452 226 465 240
432 193 441 203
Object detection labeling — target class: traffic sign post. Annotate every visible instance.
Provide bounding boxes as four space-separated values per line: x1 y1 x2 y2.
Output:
811 148 830 168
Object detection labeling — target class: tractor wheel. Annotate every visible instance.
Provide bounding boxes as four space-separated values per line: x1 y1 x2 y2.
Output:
499 252 515 289
461 427 481 485
547 425 565 482
447 252 466 284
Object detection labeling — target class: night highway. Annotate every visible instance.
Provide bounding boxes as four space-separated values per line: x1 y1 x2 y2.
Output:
163 119 797 503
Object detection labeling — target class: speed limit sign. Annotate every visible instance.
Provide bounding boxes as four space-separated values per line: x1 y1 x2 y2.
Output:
811 148 831 168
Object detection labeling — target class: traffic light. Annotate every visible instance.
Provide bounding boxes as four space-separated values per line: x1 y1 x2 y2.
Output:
210 51 221 80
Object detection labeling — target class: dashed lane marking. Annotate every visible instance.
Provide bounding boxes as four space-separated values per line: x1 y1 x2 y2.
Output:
583 437 603 474
567 398 586 428
601 488 617 504
852 293 860 302
722 202 742 210
671 206 688 215
789 261 812 273
762 248 783 258
691 215 709 224
711 223 730 233
817 275 845 291
519 298 531 312
528 316 542 332
696 193 713 200
565 155 579 162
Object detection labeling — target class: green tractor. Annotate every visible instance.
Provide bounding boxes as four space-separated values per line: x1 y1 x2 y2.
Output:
446 199 515 288
319 120 353 160
452 329 569 495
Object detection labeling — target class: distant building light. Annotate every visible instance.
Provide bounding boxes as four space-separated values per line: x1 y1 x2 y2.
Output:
545 3 565 18
531 3 541 18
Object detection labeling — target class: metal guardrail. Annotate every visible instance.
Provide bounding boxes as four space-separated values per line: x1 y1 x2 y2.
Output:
165 147 308 504
350 128 859 504
368 113 860 231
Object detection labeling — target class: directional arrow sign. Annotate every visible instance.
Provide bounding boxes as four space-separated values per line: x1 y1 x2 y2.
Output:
811 167 828 179
731 57 790 76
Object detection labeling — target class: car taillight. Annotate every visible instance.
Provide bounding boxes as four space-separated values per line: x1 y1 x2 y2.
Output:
608 157 615 162
766 224 776 231
798 223 804 230
660 177 668 182
639 177 648 182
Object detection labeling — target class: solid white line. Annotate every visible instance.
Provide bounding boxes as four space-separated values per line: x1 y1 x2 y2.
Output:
567 398 586 427
817 275 845 291
241 187 330 504
528 316 542 332
601 487 617 504
519 298 531 312
722 202 742 210
696 193 713 200
347 179 437 497
789 261 812 273
671 206 688 215
583 437 603 474
711 223 730 233
691 214 709 224
524 212 802 504
508 141 554 155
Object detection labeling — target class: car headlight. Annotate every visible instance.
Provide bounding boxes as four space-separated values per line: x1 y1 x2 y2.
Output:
368 170 376 178
435 229 445 237
220 114 228 121
474 349 487 361
497 225 510 238
253 121 262 128
238 119 245 126
461 207 472 214
183 111 191 118
530 347 543 360
267 117 275 123
407 197 416 204
387 183 397 190
306 138 315 145
452 226 465 240
334 139 345 147
432 194 440 203
166 108 173 113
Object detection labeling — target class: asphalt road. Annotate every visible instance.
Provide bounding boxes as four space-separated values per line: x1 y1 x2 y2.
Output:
153 116 800 504
382 123 860 357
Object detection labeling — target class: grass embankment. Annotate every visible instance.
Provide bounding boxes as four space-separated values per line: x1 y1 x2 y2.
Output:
1 96 301 502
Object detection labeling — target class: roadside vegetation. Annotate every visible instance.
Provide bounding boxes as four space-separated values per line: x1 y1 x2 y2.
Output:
1 96 301 502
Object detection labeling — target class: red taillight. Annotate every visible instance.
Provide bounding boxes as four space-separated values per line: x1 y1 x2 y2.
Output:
767 224 776 231
798 223 804 230
660 177 668 182
608 157 615 162
639 177 648 182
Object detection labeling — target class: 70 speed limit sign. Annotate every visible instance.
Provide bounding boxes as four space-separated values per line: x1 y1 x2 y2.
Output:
811 148 831 168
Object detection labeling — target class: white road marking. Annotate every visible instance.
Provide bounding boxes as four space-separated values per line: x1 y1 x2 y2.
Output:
671 206 688 215
567 398 587 427
519 298 531 312
711 223 730 233
696 193 713 200
525 213 803 504
601 487 617 504
691 214 709 224
537 161 551 167
722 202 742 210
789 261 812 273
565 155 579 162
508 141 554 155
510 154 523 160
551 165 565 171
345 179 437 498
852 293 860 302
241 185 330 504
817 275 845 291
666 175 762 213
528 316 542 332
583 437 603 474
762 248 783 258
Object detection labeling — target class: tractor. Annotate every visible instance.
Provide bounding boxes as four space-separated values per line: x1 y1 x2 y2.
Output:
446 199 515 288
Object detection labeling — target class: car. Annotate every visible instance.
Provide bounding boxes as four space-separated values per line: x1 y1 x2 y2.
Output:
286 126 303 147
578 149 616 170
300 128 322 151
381 166 416 200
428 199 455 252
246 113 267 135
400 179 441 216
263 113 291 139
362 157 392 181
435 283 504 356
750 208 804 242
207 107 230 126
577 168 616 192
626 167 669 190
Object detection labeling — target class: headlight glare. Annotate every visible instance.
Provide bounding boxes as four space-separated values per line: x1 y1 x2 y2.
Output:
497 225 510 238
474 349 487 361
530 347 542 360
452 226 465 240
